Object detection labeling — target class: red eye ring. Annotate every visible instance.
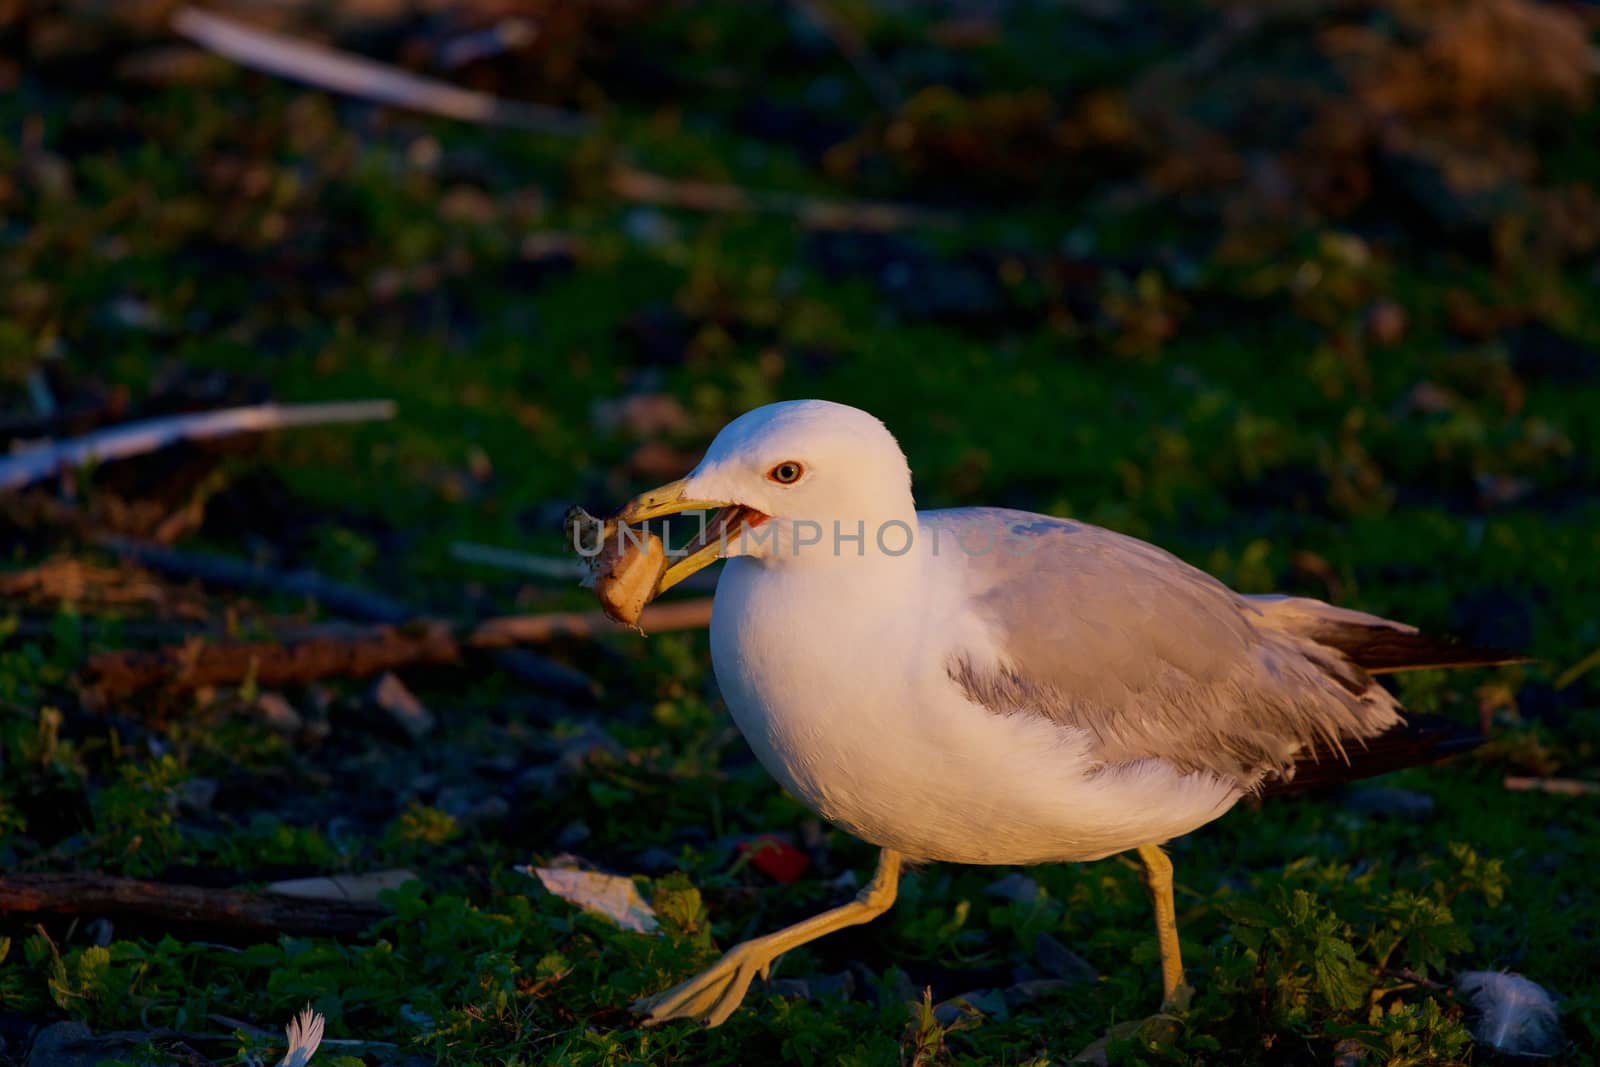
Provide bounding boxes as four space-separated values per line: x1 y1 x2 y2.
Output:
767 461 804 485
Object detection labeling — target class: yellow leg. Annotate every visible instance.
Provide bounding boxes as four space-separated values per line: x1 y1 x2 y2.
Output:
635 848 903 1027
1136 844 1184 1006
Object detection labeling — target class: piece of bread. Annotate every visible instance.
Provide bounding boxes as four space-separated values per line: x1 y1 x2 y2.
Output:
565 506 666 627
594 530 667 626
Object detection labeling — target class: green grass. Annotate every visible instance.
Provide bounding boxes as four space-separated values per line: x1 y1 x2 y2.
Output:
3 3 1599 1063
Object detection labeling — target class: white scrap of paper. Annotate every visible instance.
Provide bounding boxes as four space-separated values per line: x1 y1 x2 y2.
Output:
523 866 659 934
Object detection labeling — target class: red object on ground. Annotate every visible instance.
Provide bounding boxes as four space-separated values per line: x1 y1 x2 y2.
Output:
738 835 811 884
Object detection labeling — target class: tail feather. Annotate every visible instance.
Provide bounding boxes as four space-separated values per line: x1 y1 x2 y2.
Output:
1247 594 1529 673
1260 712 1483 795
1243 595 1521 794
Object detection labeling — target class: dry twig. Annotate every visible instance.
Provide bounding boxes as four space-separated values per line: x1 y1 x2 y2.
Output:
83 599 714 699
172 8 594 137
0 873 386 939
1503 776 1600 796
0 401 395 492
609 166 953 231
92 536 599 701
451 541 588 581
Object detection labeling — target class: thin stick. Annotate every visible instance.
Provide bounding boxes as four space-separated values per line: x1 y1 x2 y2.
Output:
451 541 588 581
1503 776 1600 796
1554 645 1600 690
95 534 412 623
84 624 463 699
92 535 597 700
0 400 395 492
467 599 714 645
608 166 952 231
82 599 715 699
453 540 718 593
0 873 386 939
172 8 593 137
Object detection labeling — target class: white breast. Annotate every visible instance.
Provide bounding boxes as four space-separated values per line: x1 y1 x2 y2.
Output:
709 550 1242 865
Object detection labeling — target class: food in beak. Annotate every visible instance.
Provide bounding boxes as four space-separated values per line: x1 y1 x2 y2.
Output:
565 506 667 628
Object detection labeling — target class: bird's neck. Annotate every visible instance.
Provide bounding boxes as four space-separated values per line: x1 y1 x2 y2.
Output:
713 542 934 701
751 495 920 569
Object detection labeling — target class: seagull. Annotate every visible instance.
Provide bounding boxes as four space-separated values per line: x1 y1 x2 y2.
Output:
607 399 1519 1028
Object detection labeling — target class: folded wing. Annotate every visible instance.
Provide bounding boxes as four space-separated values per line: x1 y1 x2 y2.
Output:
931 509 1518 791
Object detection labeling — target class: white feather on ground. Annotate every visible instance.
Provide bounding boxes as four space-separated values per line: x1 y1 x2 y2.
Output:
277 1006 325 1067
1457 971 1561 1056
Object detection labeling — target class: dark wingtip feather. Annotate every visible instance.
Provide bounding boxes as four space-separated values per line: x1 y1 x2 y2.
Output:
1311 622 1531 675
1259 712 1483 796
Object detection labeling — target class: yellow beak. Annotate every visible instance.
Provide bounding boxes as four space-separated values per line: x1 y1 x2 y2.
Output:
614 477 734 594
615 477 725 524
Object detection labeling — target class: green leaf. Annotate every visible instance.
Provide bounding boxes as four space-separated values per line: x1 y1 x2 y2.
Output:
1216 895 1276 927
74 945 112 996
1312 935 1368 1011
650 874 706 941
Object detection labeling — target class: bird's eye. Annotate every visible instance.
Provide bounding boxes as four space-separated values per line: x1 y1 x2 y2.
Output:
767 461 805 485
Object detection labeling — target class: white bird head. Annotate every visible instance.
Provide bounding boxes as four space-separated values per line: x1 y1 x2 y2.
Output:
616 400 917 590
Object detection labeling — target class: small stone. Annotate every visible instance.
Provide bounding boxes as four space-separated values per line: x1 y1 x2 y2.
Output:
435 786 479 820
1365 300 1408 347
1002 978 1075 1010
515 764 561 795
467 795 510 825
826 868 860 891
851 962 917 1008
765 970 856 1003
1507 322 1600 383
371 673 435 741
1344 786 1436 820
933 988 1006 1025
172 777 217 814
27 1022 93 1067
553 722 626 775
434 787 508 828
1035 932 1099 983
474 751 521 777
635 846 680 874
24 1023 158 1067
254 692 303 734
984 872 1040 902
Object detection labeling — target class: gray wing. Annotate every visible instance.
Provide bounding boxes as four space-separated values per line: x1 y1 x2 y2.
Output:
928 508 1402 788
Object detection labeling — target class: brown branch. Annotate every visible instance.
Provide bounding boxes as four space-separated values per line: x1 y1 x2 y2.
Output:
1503 775 1600 796
0 873 386 939
90 536 600 701
82 599 715 700
83 623 463 699
467 598 715 646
